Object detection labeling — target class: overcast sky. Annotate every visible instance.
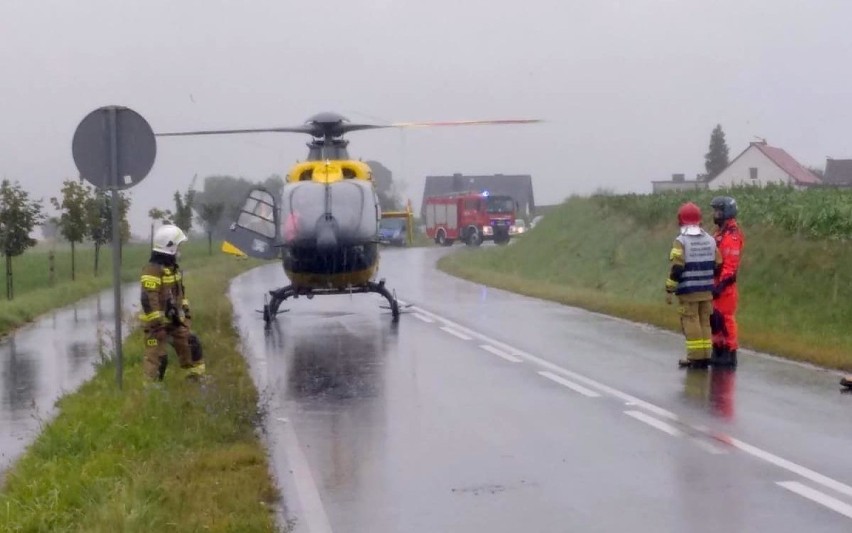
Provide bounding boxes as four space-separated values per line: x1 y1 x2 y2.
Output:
2 0 851 235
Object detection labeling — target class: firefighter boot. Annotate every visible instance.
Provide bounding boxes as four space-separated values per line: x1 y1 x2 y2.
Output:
185 362 207 382
710 346 735 368
679 358 710 369
841 375 852 389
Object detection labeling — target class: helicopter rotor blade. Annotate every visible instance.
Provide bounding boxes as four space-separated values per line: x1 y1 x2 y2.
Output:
389 119 543 129
155 118 542 137
337 124 392 133
156 126 313 137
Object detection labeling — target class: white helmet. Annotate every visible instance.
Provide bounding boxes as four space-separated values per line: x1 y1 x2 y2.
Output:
153 224 188 255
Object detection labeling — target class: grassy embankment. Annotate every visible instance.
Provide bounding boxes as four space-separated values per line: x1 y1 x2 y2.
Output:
439 187 852 371
0 251 280 532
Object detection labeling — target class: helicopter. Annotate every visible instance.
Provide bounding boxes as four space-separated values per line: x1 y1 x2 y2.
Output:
157 112 539 326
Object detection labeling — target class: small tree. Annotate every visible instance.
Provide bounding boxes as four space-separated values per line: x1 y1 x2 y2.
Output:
106 192 130 257
172 188 196 233
50 179 91 281
704 124 730 181
196 202 225 255
0 180 45 299
91 191 131 264
86 190 110 276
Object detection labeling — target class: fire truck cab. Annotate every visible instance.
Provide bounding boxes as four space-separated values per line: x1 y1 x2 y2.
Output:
424 191 516 247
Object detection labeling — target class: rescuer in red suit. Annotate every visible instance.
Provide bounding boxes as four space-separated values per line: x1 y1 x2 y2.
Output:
709 196 743 368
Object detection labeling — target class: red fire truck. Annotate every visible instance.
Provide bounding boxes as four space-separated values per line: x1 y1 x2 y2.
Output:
424 191 516 246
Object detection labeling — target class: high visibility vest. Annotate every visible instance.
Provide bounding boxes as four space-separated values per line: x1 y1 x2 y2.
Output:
675 231 716 295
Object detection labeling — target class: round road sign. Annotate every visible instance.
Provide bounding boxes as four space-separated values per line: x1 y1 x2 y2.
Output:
72 106 156 190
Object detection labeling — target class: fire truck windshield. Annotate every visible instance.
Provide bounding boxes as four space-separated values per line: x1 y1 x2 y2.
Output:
485 196 515 214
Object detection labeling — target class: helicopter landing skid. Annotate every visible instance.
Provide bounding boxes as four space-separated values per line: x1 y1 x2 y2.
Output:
261 279 400 327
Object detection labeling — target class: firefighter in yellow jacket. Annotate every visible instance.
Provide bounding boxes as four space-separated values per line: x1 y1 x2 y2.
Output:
140 224 205 381
666 203 723 369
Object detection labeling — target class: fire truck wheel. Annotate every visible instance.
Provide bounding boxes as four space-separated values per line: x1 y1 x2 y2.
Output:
436 229 452 246
465 226 482 247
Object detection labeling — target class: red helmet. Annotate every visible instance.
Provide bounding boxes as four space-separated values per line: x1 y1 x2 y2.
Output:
677 202 702 226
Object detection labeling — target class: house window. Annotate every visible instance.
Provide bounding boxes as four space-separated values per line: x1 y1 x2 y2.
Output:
749 167 758 179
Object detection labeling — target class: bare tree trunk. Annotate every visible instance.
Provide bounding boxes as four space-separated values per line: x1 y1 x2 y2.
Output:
94 243 101 276
5 254 12 300
71 240 76 281
208 231 213 255
49 251 55 287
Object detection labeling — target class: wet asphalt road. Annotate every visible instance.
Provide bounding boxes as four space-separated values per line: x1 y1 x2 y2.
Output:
231 246 852 533
0 285 136 475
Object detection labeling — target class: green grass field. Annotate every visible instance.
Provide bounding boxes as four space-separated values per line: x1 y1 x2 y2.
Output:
439 195 852 371
0 253 278 532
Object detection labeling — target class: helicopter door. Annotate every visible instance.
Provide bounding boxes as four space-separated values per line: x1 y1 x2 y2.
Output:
222 188 280 260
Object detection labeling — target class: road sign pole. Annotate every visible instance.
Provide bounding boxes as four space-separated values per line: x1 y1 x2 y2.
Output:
72 104 156 390
108 107 123 390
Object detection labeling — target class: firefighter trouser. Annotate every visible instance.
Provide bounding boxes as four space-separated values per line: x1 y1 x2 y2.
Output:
712 287 739 350
678 298 713 361
143 324 193 381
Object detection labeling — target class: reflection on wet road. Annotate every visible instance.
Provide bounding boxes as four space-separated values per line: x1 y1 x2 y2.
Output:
0 285 136 474
231 249 852 532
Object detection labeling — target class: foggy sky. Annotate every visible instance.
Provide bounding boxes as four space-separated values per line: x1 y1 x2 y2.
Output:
2 0 851 235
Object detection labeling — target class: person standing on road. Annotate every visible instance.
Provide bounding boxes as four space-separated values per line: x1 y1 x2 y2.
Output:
709 196 744 368
666 202 722 369
139 224 206 382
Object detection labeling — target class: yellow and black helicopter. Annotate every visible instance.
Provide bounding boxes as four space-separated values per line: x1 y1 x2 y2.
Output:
157 112 538 325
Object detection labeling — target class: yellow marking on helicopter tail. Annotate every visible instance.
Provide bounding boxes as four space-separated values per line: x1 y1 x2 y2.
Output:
286 264 378 289
221 240 248 258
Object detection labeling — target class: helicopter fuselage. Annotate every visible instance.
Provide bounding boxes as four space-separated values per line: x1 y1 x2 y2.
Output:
278 156 381 290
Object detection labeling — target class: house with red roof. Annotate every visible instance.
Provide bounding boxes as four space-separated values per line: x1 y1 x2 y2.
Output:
708 140 822 190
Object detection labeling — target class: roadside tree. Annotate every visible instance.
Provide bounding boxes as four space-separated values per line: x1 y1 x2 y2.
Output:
0 180 45 299
86 190 111 275
50 179 91 280
196 202 225 255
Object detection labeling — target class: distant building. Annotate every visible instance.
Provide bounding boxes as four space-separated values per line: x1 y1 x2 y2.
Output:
823 158 852 187
708 141 821 190
422 173 535 218
652 173 708 193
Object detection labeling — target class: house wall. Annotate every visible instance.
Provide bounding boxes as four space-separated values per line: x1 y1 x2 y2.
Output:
709 146 793 189
652 181 708 193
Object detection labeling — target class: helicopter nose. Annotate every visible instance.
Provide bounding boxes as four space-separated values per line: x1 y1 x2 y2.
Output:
315 217 338 252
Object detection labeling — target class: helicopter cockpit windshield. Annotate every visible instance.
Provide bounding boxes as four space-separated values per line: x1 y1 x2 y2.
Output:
281 180 379 244
237 190 277 239
485 196 515 214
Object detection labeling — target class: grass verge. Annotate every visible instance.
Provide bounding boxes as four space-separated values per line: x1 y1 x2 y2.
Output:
439 196 852 371
0 256 280 532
